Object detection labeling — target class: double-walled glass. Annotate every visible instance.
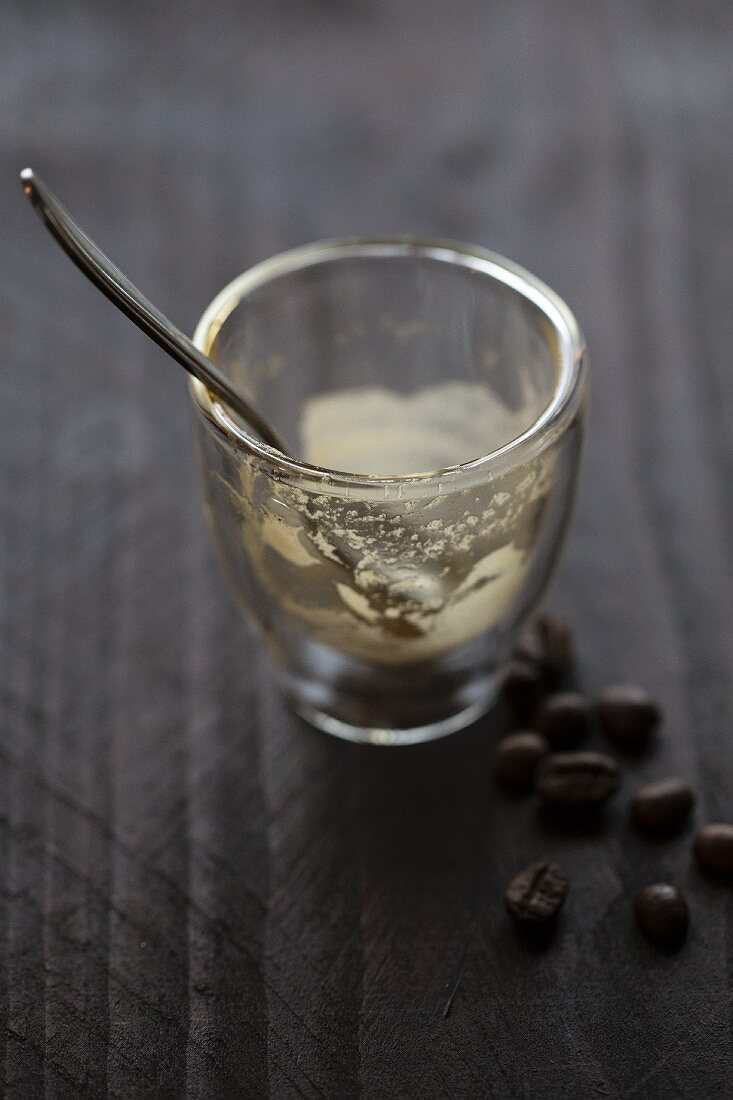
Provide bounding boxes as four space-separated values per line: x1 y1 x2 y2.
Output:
190 239 587 744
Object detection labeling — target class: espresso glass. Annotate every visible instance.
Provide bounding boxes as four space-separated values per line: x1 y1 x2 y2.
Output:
189 239 587 744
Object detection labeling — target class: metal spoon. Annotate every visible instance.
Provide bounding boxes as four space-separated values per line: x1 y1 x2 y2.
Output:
20 168 289 455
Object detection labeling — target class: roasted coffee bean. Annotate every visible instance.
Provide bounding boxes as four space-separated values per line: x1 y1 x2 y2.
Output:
534 751 620 807
532 692 590 749
502 660 546 716
515 614 573 684
505 861 568 925
496 731 550 789
597 684 661 749
631 778 695 834
634 884 689 948
693 824 733 873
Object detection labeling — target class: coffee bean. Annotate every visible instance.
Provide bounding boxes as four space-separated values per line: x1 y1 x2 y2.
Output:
534 752 620 807
505 861 568 925
631 778 695 834
598 684 661 749
634 884 689 948
502 660 546 717
532 692 590 749
515 614 573 684
693 824 733 873
496 731 550 789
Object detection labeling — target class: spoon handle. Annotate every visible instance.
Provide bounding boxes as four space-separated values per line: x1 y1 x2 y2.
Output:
20 168 288 455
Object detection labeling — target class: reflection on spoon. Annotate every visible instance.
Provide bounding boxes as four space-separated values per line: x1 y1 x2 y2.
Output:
20 167 290 455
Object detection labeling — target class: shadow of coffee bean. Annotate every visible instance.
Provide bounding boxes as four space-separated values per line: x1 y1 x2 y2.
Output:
534 802 610 839
509 917 562 953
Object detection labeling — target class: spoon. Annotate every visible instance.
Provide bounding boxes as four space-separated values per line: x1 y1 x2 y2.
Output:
19 168 289 455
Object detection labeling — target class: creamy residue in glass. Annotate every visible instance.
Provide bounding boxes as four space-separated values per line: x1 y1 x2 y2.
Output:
235 381 552 665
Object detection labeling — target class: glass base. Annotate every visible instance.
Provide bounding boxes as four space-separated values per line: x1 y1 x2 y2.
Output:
283 669 500 746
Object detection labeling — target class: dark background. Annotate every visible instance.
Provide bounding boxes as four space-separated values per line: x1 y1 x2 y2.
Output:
2 1 733 1096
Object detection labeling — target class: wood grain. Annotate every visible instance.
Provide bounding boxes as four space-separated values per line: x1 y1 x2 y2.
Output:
2 1 733 1095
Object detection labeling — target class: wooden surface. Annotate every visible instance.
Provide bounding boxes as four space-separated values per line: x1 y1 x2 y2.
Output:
2 2 733 1096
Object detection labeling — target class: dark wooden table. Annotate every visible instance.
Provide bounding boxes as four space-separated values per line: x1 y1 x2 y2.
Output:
2 2 733 1096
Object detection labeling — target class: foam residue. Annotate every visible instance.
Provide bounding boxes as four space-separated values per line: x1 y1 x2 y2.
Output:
301 381 540 475
233 382 554 665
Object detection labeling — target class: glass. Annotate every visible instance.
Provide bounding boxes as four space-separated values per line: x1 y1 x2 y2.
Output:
189 239 587 745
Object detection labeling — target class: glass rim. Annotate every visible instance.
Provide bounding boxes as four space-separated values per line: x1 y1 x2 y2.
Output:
189 236 587 490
